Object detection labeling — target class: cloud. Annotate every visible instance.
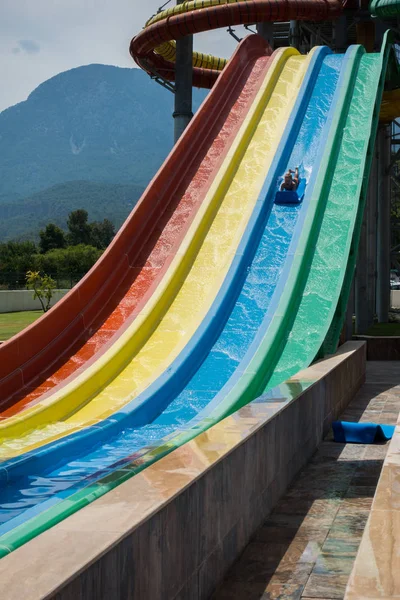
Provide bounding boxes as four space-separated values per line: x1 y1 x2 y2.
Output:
0 0 244 112
17 39 41 54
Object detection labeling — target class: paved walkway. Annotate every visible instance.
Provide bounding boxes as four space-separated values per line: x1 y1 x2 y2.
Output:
211 362 400 600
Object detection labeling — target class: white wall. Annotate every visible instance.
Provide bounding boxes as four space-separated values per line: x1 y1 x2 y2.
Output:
0 290 69 313
2 288 399 313
391 290 400 309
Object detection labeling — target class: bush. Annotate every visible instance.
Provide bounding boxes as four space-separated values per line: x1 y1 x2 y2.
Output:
26 270 56 312
34 244 102 277
0 241 38 288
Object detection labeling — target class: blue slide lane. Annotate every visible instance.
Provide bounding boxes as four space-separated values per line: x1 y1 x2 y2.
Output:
0 50 343 534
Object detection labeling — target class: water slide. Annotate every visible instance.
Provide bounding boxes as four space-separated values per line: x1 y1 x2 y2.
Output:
0 0 399 557
0 34 273 415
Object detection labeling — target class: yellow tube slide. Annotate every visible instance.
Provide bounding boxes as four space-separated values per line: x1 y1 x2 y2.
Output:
147 0 247 71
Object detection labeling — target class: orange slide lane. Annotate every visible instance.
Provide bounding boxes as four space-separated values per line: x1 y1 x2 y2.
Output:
0 36 274 417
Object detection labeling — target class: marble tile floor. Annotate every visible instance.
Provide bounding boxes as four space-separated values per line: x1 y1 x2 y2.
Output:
211 362 400 600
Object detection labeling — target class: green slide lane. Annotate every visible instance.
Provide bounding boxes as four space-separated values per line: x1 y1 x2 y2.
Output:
323 32 399 352
268 49 382 386
268 38 396 387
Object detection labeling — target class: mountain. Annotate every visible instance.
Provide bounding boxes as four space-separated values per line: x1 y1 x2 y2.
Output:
0 181 145 241
0 64 207 226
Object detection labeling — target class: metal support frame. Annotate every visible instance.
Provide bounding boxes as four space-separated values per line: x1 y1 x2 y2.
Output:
391 120 400 281
142 59 175 93
356 138 379 333
299 22 332 48
257 22 274 48
173 0 194 143
227 26 243 43
377 125 392 321
345 276 355 340
355 196 369 333
334 15 348 52
374 18 386 50
356 19 376 51
367 140 378 326
289 20 301 49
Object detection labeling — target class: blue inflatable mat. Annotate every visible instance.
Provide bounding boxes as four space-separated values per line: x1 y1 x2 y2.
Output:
275 178 306 205
332 421 395 444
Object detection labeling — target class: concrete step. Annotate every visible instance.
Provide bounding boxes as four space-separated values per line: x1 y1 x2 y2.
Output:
211 362 400 600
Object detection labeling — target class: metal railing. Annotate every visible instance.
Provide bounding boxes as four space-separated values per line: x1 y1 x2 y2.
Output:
0 273 85 291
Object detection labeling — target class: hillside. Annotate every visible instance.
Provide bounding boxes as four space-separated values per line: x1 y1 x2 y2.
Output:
0 181 145 241
0 63 206 202
0 63 207 240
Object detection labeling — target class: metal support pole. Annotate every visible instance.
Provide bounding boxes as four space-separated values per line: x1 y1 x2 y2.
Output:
257 22 274 49
374 19 386 50
173 0 193 143
334 15 347 53
355 197 369 334
356 20 375 52
289 20 300 49
367 140 378 326
377 125 391 321
346 276 355 340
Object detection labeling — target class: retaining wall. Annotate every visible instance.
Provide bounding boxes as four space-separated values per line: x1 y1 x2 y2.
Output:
391 289 400 308
0 290 69 314
353 335 400 359
0 341 366 600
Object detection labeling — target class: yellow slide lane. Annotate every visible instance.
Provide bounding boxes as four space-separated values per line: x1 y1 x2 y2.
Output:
0 48 313 459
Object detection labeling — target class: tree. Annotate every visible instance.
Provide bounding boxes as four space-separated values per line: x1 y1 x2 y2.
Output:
34 244 102 277
26 270 56 312
90 219 116 249
39 223 67 253
0 241 37 288
67 209 91 246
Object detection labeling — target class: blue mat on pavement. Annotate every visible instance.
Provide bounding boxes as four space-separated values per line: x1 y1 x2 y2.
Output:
332 421 396 444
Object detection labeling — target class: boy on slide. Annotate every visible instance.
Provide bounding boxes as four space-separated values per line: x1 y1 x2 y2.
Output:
280 167 299 191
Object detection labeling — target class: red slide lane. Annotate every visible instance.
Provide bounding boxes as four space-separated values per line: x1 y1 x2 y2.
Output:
0 36 274 417
130 0 342 88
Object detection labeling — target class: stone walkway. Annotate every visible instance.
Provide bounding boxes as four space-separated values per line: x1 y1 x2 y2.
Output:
211 362 400 600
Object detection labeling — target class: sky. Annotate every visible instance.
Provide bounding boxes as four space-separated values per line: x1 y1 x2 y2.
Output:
0 0 248 113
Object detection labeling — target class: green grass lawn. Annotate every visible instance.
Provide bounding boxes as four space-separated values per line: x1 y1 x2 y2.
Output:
366 322 400 336
2 310 400 343
0 310 42 341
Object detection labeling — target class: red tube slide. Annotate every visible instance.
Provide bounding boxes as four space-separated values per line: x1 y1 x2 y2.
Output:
130 0 342 88
0 35 274 415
